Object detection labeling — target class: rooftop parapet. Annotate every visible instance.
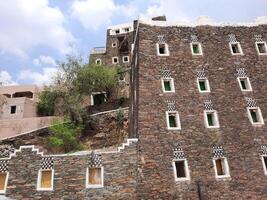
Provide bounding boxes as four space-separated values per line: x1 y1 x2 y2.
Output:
90 47 106 54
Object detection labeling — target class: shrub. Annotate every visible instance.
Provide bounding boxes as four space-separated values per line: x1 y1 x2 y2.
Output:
115 108 125 126
48 119 84 153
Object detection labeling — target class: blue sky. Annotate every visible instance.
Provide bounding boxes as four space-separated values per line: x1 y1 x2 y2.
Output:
0 0 267 86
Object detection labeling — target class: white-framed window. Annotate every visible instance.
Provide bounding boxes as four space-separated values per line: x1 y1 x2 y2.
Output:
0 172 8 194
112 57 119 64
256 41 267 55
161 78 175 93
190 42 203 55
90 92 107 106
247 107 264 125
229 42 243 55
156 43 169 56
112 42 117 48
86 167 104 188
261 156 267 175
213 157 230 179
114 29 120 34
124 27 130 32
204 110 220 128
166 111 181 130
10 105 16 114
172 159 190 181
123 56 129 63
197 78 210 93
37 169 54 191
95 58 101 65
237 77 252 92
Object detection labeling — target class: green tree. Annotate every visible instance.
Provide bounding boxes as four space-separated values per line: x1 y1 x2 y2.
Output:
48 119 83 153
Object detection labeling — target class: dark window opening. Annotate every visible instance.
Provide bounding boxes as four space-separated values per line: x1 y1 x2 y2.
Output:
124 27 130 32
168 114 177 128
13 91 33 99
207 113 214 126
192 44 200 54
264 157 267 169
96 59 101 65
93 93 106 106
199 80 206 91
113 57 118 63
175 161 186 178
2 94 11 98
240 79 247 90
257 43 266 54
123 56 129 62
115 29 120 34
158 44 167 54
231 43 240 54
119 73 125 81
164 80 171 91
10 106 16 114
215 159 225 176
250 109 258 123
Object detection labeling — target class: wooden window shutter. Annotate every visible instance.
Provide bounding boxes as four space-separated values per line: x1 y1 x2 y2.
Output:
215 159 224 175
89 168 102 185
41 170 52 188
0 173 6 190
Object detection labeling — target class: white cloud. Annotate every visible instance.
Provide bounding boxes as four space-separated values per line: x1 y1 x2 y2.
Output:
140 0 189 22
71 0 136 30
0 0 75 58
33 55 57 67
18 67 57 86
0 70 17 86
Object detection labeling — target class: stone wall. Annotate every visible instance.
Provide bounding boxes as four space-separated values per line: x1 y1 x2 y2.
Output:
133 23 267 199
2 139 138 199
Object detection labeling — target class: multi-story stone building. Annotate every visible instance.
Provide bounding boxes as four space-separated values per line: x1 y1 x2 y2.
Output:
0 16 267 199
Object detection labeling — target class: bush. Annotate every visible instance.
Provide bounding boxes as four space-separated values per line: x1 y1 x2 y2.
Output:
117 97 126 106
37 89 61 116
115 108 125 126
48 119 84 153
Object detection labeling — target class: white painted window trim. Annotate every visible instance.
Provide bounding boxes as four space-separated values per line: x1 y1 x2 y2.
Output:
261 156 267 175
0 172 9 194
204 110 220 128
95 58 102 65
161 78 175 93
247 107 264 126
112 57 119 64
197 78 210 93
112 42 117 48
86 166 104 188
172 159 190 181
190 42 203 55
156 43 170 56
90 92 107 106
122 56 129 63
255 41 267 55
213 157 231 179
229 42 243 55
166 111 181 130
237 77 252 92
37 169 54 191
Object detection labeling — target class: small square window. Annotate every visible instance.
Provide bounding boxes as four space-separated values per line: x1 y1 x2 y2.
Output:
123 56 129 63
157 43 169 56
213 157 230 178
10 105 16 114
197 78 210 93
91 92 107 106
112 43 117 48
37 169 54 191
0 172 8 194
204 110 219 128
191 43 203 55
162 78 175 93
237 77 252 91
256 42 267 55
230 42 243 55
112 57 119 64
124 27 130 32
86 167 104 188
261 156 267 175
115 29 120 34
247 107 264 125
95 58 101 65
172 160 190 181
166 111 181 130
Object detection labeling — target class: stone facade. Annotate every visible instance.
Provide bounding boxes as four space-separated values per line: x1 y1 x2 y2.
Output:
130 21 267 199
1 139 137 200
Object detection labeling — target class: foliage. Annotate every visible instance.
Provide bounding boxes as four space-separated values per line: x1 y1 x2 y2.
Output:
117 97 127 106
37 55 119 125
48 119 84 153
115 107 125 126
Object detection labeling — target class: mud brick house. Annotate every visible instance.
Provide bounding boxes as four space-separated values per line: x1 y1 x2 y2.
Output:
1 16 267 199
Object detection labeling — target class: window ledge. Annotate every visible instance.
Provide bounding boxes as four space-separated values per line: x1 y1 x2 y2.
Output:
174 177 190 182
37 188 53 191
215 175 231 179
167 127 181 130
86 185 104 189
